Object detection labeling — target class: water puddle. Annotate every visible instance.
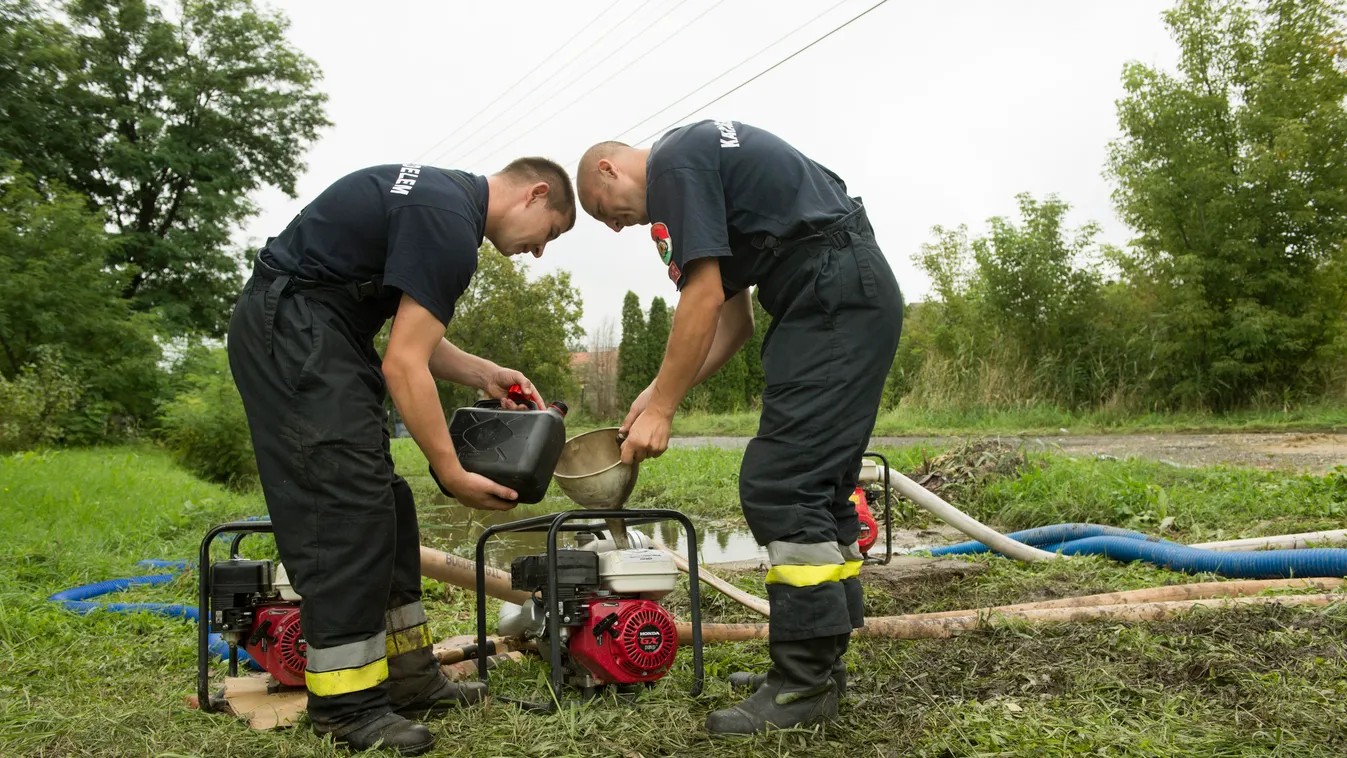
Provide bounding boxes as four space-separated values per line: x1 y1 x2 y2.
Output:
416 495 963 570
417 497 766 569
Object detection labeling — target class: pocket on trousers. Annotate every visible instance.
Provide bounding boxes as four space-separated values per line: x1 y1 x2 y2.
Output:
853 237 879 299
272 295 320 394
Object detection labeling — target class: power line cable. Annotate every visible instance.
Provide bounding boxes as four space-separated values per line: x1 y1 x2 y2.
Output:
628 0 893 147
413 0 624 163
425 0 664 167
460 0 729 170
556 0 856 170
608 0 856 147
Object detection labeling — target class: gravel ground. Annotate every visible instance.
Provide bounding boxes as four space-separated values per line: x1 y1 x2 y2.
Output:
670 432 1347 473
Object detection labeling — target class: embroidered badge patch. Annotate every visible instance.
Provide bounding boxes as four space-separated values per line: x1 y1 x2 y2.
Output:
651 222 673 265
667 260 681 284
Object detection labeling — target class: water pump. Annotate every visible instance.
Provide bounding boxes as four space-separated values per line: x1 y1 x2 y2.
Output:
204 555 307 689
498 530 682 693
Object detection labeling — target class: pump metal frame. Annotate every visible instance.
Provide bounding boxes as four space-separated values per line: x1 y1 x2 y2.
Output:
474 508 705 712
195 519 277 714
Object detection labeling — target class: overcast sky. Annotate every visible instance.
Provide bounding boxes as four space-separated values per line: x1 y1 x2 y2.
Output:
240 0 1179 344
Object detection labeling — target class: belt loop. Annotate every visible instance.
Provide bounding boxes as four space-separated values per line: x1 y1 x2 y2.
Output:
263 274 291 354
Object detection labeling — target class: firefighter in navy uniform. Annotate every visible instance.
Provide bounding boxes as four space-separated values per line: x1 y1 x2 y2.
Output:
576 121 902 736
227 157 576 755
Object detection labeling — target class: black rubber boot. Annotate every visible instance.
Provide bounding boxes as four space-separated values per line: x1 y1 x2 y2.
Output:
705 638 839 736
387 646 487 718
727 633 849 697
314 711 435 756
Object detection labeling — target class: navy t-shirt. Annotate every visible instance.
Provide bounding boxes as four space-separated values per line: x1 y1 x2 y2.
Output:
260 163 487 326
645 120 857 297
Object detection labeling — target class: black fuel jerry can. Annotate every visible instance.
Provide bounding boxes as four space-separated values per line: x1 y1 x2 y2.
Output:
430 386 568 504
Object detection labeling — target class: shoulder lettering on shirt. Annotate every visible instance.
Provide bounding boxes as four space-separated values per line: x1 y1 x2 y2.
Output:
714 120 739 148
389 163 422 196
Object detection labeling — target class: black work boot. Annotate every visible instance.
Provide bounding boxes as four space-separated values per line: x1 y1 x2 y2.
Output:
705 638 839 736
387 645 487 718
727 633 849 697
313 711 435 756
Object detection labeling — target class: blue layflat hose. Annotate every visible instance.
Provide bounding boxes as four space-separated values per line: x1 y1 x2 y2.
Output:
929 523 1177 555
46 560 257 668
1050 536 1347 579
926 522 1347 579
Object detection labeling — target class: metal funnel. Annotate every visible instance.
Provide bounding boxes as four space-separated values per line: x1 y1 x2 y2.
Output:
553 427 638 547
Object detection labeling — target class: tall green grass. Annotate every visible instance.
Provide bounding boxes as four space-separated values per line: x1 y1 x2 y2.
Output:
4 446 1346 757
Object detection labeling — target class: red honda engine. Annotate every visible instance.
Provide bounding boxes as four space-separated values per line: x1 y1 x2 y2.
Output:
851 487 879 555
205 556 307 688
244 605 307 687
567 598 678 684
509 543 682 690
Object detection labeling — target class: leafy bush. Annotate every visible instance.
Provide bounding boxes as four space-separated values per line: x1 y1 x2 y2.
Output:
158 348 257 487
0 162 165 442
0 345 83 451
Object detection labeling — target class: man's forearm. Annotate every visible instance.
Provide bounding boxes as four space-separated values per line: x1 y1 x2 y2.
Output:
386 359 462 481
428 338 497 389
692 292 753 385
649 292 722 417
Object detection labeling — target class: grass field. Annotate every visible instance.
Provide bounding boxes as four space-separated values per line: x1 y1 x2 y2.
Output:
3 444 1346 757
575 400 1347 438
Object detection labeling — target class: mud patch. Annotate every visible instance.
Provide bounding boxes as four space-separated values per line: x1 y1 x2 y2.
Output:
910 438 1029 501
852 602 1347 743
860 557 989 598
679 432 1347 473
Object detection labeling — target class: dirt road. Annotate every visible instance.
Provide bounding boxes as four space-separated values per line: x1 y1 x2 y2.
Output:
670 432 1347 473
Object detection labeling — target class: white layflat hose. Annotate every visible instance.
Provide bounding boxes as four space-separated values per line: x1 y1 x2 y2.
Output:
1190 529 1347 551
857 460 1064 563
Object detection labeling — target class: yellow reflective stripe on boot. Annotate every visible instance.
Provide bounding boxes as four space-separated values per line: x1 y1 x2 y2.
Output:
305 658 389 696
305 632 388 697
386 622 434 657
765 541 848 587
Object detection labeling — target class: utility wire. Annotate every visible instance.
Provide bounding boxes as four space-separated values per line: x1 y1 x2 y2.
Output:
460 0 728 170
607 0 856 148
628 0 894 147
425 0 663 167
413 0 623 163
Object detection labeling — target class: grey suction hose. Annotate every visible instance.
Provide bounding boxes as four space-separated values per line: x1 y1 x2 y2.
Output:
857 461 1063 562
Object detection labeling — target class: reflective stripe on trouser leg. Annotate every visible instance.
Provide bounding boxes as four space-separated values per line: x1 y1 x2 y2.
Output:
831 453 867 630
228 283 400 723
385 601 433 657
764 541 855 642
305 632 389 697
839 541 865 629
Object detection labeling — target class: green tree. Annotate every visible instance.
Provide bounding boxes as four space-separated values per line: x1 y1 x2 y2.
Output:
972 194 1103 362
1106 0 1347 407
902 197 1136 410
616 291 645 408
0 164 162 437
641 297 672 392
0 0 331 336
438 245 584 411
0 2 101 195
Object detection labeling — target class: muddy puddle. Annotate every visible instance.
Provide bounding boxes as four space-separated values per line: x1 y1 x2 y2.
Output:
417 496 765 569
416 488 964 570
